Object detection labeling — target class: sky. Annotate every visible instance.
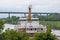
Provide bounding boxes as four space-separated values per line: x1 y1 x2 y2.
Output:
0 0 60 12
0 0 60 18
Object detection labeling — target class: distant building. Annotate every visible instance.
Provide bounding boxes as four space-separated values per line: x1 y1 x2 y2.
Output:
15 5 46 36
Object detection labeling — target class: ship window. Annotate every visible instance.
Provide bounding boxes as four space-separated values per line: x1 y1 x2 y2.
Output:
35 28 36 30
41 28 43 30
31 29 32 30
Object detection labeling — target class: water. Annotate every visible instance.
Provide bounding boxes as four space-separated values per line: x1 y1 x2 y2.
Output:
3 24 16 32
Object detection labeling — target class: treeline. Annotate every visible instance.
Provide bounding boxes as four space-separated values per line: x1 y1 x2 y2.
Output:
5 16 20 24
0 13 60 25
33 13 60 21
0 16 20 24
40 21 60 30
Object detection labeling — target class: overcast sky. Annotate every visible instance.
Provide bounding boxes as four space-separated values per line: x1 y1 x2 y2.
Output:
0 0 60 13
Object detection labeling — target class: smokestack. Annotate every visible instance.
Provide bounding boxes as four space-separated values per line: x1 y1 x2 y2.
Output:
27 5 32 23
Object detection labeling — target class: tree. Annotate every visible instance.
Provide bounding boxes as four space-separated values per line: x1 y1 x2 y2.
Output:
6 16 20 24
0 34 5 40
45 26 57 40
34 26 58 40
3 29 29 40
34 33 46 40
0 20 5 33
0 20 5 40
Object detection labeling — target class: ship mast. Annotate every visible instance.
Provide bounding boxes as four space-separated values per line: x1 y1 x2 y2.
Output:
27 5 32 23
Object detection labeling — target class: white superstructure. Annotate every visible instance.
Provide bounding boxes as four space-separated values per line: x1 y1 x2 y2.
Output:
15 18 46 36
15 5 46 36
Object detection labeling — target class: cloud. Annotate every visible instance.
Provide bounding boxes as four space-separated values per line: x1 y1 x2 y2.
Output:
0 0 60 12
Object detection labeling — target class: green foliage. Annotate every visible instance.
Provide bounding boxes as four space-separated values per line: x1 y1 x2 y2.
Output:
0 34 5 40
40 21 60 29
0 20 5 33
6 16 20 24
45 26 57 40
34 33 46 40
34 26 58 40
0 20 5 40
29 37 35 40
32 13 60 21
2 29 29 40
